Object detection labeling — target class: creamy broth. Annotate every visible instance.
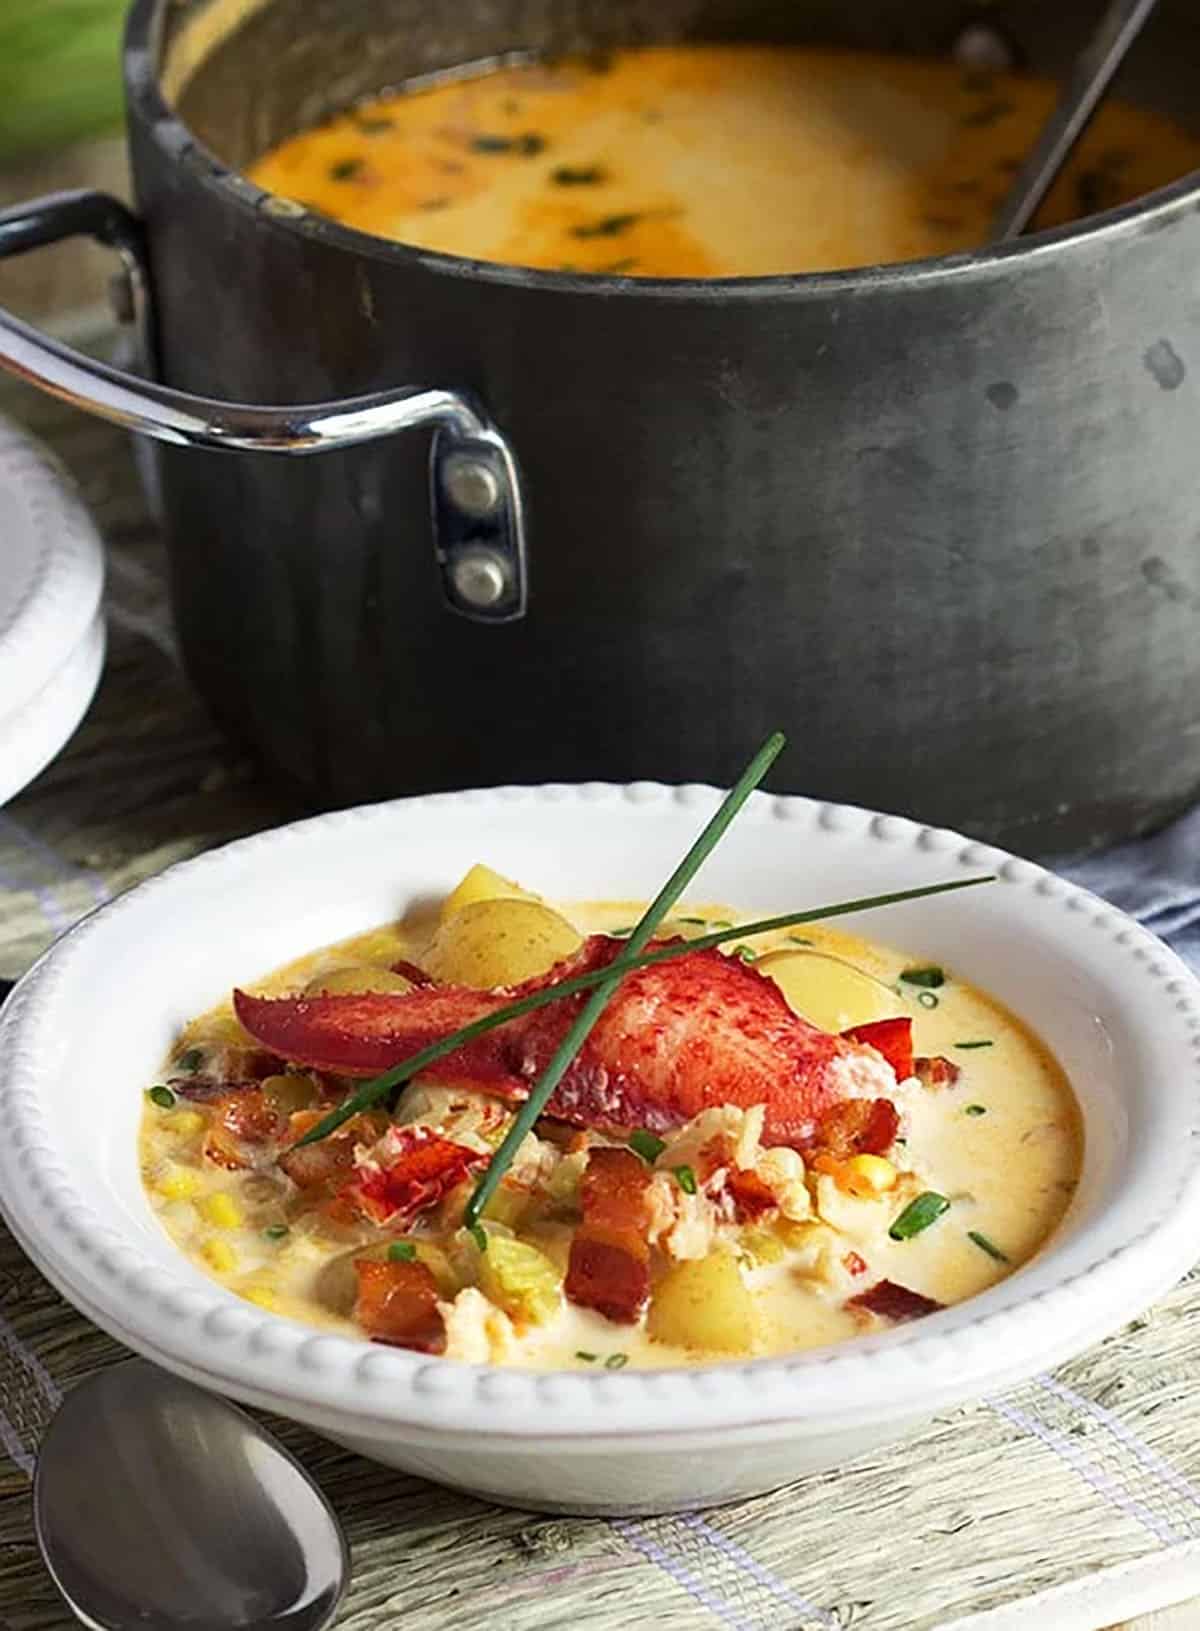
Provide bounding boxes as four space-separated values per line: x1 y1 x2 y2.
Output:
140 878 1080 1369
247 44 1200 277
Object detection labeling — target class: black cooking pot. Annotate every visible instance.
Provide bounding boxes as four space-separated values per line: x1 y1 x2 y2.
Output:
2 0 1200 853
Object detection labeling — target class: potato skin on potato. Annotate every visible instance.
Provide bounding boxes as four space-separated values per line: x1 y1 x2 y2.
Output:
647 1249 759 1353
425 898 582 988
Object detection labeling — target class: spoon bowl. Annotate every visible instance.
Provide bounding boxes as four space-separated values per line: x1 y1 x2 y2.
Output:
34 1360 348 1631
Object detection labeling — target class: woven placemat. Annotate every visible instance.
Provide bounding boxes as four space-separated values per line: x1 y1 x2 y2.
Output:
1 373 1199 1631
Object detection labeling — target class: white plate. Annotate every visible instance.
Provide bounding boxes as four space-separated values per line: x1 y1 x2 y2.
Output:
1 786 1198 1514
0 417 105 804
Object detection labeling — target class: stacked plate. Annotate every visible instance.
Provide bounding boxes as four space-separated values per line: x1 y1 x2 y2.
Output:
0 416 105 807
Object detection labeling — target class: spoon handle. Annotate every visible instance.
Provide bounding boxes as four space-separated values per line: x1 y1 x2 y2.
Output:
992 0 1161 241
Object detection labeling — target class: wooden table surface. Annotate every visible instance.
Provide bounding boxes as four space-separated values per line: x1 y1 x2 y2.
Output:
2 134 1199 1631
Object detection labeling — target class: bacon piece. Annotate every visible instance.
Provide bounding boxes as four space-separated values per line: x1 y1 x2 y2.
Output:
842 1018 913 1082
340 1126 486 1226
354 1258 445 1352
813 1097 900 1160
566 1147 653 1323
848 1279 943 1322
915 1055 961 1090
391 958 435 987
724 1165 778 1222
234 937 894 1150
278 1109 388 1192
843 1251 868 1278
202 1089 284 1170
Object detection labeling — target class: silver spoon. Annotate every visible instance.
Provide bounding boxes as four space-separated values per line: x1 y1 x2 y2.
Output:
993 0 1161 240
34 1359 349 1631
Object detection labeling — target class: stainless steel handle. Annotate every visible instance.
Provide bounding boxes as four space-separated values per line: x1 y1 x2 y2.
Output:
0 190 527 623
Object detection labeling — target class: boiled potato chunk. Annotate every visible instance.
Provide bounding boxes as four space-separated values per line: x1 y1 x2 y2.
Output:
304 965 414 997
424 898 582 988
647 1250 759 1354
756 950 903 1033
442 863 536 920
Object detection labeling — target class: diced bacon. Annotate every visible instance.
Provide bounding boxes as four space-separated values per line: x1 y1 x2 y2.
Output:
391 958 435 987
724 1164 779 1222
813 1097 900 1161
354 1258 445 1352
915 1056 962 1090
842 1018 913 1082
235 936 895 1151
848 1279 943 1322
202 1089 284 1170
843 1251 868 1278
341 1126 486 1226
565 1147 653 1323
278 1109 387 1191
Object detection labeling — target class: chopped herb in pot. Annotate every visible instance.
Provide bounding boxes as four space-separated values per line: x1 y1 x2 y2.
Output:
597 257 638 274
889 1191 950 1241
968 1230 1008 1263
329 157 364 181
731 945 758 963
575 1350 598 1363
177 1047 204 1073
673 1165 698 1196
955 1040 993 1050
571 212 641 240
147 1085 176 1110
388 1241 417 1262
471 132 545 155
629 1130 666 1163
676 916 708 926
917 990 939 1009
552 164 607 186
788 935 814 946
468 1222 488 1253
610 925 634 938
901 966 945 989
964 1104 988 1117
264 1224 289 1241
604 1352 629 1370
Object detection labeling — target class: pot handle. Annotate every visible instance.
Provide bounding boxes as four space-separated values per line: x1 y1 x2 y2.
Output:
0 190 527 623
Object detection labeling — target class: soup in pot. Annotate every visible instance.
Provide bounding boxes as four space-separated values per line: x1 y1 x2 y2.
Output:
247 44 1200 277
140 863 1081 1368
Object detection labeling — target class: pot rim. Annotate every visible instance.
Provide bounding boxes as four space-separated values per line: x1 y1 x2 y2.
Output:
123 0 1200 300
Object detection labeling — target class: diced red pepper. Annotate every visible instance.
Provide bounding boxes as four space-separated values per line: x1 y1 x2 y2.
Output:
565 1147 653 1323
812 1097 900 1160
842 1018 914 1082
915 1056 962 1090
848 1279 943 1322
341 1126 487 1227
843 1251 868 1278
354 1258 445 1352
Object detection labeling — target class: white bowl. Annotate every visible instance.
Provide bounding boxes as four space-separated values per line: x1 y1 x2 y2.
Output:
1 785 1198 1515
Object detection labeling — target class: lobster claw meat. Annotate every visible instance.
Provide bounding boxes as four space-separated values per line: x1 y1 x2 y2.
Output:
340 1126 487 1226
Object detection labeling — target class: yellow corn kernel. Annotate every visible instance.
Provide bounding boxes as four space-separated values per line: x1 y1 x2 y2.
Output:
242 1284 279 1311
155 1164 203 1201
171 1111 205 1139
837 1155 898 1198
202 1238 237 1274
199 1191 243 1229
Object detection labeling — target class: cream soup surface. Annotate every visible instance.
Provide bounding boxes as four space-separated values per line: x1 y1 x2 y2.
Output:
140 884 1080 1369
246 44 1200 277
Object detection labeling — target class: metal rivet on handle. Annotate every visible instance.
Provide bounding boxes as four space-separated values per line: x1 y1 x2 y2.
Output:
449 547 511 610
442 453 503 518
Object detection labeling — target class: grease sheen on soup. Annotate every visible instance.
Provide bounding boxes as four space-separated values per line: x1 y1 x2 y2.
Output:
139 868 1081 1369
247 44 1200 277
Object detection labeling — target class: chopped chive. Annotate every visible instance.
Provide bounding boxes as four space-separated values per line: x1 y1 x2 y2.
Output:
263 1224 289 1241
629 1130 666 1163
571 213 641 240
676 916 708 926
889 1192 950 1241
731 945 758 963
293 873 994 1152
329 157 363 180
604 1352 629 1370
673 1164 698 1195
609 925 634 937
964 1104 988 1117
575 1350 598 1363
472 132 545 155
968 1230 1009 1263
147 1085 176 1110
918 990 939 1009
388 1241 417 1262
788 935 814 946
468 1223 488 1253
552 164 606 185
177 1048 204 1073
955 1040 994 1050
709 920 733 930
901 966 945 989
